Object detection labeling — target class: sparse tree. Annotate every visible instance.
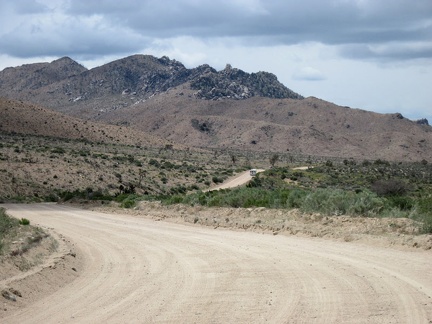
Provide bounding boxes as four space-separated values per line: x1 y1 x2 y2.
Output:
138 169 146 189
269 154 279 168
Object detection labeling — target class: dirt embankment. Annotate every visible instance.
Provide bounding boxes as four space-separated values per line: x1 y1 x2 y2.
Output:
0 223 82 315
92 201 432 251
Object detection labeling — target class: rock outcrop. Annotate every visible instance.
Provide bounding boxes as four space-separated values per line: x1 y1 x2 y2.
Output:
190 64 303 100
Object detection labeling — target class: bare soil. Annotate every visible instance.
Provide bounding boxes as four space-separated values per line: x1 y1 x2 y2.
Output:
1 203 431 323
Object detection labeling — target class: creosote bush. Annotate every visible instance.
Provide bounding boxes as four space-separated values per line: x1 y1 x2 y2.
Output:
19 218 30 225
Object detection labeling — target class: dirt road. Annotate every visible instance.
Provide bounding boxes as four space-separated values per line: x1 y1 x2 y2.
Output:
2 204 432 323
208 169 265 191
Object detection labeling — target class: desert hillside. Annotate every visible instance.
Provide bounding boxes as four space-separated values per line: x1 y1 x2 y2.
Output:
0 97 174 148
96 88 432 162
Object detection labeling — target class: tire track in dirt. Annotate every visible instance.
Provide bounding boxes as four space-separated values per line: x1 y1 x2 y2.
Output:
2 204 432 323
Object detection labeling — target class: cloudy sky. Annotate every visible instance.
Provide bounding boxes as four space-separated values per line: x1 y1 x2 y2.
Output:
0 0 431 121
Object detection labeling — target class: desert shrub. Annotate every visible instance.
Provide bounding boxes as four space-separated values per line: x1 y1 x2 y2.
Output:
0 208 20 254
165 195 184 204
44 193 59 202
170 185 187 195
19 218 30 225
188 184 199 191
59 190 85 201
51 147 66 154
167 187 293 209
374 159 390 166
116 194 139 208
300 189 385 217
371 179 409 196
247 176 262 188
421 215 432 234
386 195 414 211
121 199 136 208
415 197 432 233
154 187 389 216
212 176 223 184
286 189 307 208
0 208 19 236
149 159 160 167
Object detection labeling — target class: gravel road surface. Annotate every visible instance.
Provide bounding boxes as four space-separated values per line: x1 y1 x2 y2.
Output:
2 204 432 323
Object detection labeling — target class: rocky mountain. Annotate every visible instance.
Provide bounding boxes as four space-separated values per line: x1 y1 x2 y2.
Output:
0 55 302 117
1 55 431 162
0 57 87 92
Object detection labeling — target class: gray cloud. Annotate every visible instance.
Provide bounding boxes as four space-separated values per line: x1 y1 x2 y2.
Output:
340 42 432 61
7 0 49 15
293 67 326 81
0 0 431 61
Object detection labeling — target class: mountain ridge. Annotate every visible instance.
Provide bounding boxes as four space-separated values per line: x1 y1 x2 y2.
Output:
0 54 431 162
0 55 302 113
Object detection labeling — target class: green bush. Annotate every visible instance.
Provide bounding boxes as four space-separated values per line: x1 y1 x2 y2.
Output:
386 195 414 211
119 195 139 208
212 176 223 184
114 193 140 208
286 189 307 208
415 197 432 233
300 189 385 217
19 218 30 225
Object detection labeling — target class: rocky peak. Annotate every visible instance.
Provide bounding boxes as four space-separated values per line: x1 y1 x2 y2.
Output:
190 64 303 100
416 118 429 126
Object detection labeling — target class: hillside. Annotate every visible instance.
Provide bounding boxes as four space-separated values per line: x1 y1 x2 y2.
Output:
0 97 173 148
95 88 432 162
1 55 431 162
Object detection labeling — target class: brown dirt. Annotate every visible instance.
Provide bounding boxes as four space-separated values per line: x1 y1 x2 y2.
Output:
1 203 431 323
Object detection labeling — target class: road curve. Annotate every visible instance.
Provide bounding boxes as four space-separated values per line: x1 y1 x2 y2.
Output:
2 204 432 323
207 169 265 191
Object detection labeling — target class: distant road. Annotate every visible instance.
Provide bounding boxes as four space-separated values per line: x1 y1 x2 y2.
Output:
207 169 265 191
